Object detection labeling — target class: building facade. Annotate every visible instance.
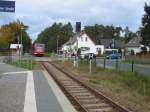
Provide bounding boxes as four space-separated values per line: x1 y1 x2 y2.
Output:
61 32 104 56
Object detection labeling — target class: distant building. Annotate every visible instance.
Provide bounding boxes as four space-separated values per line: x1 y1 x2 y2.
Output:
61 32 104 56
10 44 22 56
99 39 124 54
126 36 149 55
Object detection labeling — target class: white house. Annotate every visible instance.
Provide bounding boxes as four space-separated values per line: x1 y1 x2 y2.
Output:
61 32 104 56
126 36 149 55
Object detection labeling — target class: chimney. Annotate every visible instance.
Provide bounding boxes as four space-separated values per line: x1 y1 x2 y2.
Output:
76 22 81 33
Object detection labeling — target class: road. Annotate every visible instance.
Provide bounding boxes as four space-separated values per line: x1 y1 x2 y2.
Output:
96 59 150 75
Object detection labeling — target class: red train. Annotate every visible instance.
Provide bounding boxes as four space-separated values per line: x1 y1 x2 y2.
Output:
32 43 45 56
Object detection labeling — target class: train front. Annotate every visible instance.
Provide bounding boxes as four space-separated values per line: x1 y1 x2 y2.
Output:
33 43 45 57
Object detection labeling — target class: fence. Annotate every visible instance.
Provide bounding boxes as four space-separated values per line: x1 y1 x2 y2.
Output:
3 55 34 69
96 58 150 75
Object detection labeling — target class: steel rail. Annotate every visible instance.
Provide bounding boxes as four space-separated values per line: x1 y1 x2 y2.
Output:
42 62 88 112
42 61 132 112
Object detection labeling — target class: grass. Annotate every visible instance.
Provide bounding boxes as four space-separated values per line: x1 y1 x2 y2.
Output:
122 57 150 65
44 52 52 57
6 59 36 70
57 59 150 112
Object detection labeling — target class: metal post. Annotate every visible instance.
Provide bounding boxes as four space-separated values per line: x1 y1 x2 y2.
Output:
95 57 96 67
74 56 76 67
57 36 59 55
21 29 22 56
104 57 106 69
57 38 58 55
89 59 92 73
132 60 134 72
30 56 32 69
116 58 118 70
20 27 24 66
76 56 79 68
30 39 32 69
17 36 20 66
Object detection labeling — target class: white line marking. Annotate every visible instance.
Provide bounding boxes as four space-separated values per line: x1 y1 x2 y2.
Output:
43 70 77 112
0 63 4 64
24 71 37 112
3 71 28 75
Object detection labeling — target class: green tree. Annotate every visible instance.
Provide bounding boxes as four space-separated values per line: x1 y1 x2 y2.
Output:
141 3 150 47
84 24 123 44
123 26 137 43
36 22 73 52
0 20 31 53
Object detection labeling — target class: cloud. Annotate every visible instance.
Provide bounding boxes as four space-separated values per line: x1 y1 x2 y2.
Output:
0 0 150 41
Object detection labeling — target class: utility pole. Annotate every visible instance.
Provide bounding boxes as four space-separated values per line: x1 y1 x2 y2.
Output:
17 36 20 65
20 26 24 66
21 27 24 56
30 39 32 69
57 35 59 55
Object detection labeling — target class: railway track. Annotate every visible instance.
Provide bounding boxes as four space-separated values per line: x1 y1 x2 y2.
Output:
42 61 132 112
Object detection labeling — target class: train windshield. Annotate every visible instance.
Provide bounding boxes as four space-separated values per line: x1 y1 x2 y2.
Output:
35 44 45 48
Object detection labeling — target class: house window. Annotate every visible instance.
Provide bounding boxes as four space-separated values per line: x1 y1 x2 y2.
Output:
81 37 83 41
81 47 90 51
97 48 99 51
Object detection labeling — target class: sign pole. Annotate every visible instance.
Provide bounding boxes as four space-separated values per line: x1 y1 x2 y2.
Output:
89 59 92 73
74 56 76 67
76 56 79 68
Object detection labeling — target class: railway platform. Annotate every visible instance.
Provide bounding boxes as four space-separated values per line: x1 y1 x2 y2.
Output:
0 63 76 112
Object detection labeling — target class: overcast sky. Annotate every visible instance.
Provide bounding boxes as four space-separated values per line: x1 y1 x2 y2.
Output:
0 0 150 41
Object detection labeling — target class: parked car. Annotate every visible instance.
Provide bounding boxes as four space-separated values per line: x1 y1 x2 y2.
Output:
106 53 121 59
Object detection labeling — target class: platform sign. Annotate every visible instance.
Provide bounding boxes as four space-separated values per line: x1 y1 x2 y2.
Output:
0 1 15 12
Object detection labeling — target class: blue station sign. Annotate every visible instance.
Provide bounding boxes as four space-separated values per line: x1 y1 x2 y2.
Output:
0 1 15 12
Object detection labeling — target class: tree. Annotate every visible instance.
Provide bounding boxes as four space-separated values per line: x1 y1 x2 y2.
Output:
84 24 123 44
123 26 137 43
36 22 73 52
0 20 31 53
141 3 150 47
115 26 122 38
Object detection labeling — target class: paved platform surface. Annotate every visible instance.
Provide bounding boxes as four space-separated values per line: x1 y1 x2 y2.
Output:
0 63 76 112
0 63 27 112
34 70 64 112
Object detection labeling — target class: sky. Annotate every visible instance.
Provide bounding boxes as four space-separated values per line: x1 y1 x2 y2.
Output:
0 0 150 41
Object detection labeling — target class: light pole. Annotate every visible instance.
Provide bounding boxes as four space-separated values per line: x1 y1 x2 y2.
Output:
57 35 59 55
30 39 32 69
19 26 24 66
21 27 24 56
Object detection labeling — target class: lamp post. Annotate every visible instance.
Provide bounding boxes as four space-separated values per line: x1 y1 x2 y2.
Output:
19 26 24 66
21 27 24 56
30 39 32 69
57 35 59 55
